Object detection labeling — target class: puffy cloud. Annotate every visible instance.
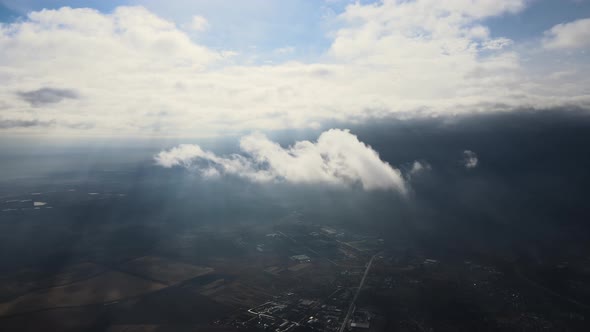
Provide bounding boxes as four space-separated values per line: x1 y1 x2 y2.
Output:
543 18 590 49
327 0 525 106
155 129 408 193
463 150 479 169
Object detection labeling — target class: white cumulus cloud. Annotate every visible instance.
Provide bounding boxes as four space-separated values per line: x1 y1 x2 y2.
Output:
155 129 408 193
543 18 590 49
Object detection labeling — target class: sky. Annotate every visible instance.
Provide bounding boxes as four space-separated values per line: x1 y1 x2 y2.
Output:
0 0 590 138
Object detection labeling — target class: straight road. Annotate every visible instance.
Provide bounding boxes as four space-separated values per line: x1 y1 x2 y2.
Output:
338 253 379 332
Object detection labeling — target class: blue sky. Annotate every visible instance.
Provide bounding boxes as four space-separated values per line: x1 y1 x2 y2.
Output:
0 0 589 137
485 0 590 40
0 0 350 62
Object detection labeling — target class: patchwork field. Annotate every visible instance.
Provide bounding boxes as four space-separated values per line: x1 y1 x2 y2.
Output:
288 263 311 272
119 256 214 285
208 281 273 307
0 262 107 301
0 271 166 316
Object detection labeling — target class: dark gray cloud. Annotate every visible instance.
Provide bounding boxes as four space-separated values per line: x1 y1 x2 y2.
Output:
0 118 94 129
17 87 79 106
0 119 56 129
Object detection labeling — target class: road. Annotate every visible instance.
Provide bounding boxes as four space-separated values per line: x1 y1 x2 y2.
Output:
338 253 379 332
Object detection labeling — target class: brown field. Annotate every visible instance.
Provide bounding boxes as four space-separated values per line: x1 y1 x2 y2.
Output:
208 255 283 275
0 262 106 300
198 279 227 296
208 281 272 307
119 256 214 285
0 271 166 316
47 262 106 285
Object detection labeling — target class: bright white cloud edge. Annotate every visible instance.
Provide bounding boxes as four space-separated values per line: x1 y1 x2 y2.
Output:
155 129 408 193
543 18 590 50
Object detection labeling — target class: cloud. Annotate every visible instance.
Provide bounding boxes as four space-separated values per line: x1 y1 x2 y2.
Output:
481 37 513 50
17 87 79 106
188 15 210 31
408 161 431 177
463 150 479 169
273 46 295 55
0 118 56 128
155 129 408 193
543 18 590 49
0 4 588 136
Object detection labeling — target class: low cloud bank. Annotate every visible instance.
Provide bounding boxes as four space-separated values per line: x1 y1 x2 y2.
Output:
155 129 407 193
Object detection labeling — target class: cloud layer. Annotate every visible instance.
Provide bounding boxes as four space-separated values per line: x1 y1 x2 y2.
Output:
155 129 407 192
0 2 589 136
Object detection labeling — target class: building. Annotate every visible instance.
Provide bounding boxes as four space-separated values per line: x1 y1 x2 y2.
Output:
290 254 311 263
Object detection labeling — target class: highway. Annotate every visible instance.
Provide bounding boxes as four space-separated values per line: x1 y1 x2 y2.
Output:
338 253 379 332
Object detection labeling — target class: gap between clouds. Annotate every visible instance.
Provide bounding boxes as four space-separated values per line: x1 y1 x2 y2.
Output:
155 129 409 193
